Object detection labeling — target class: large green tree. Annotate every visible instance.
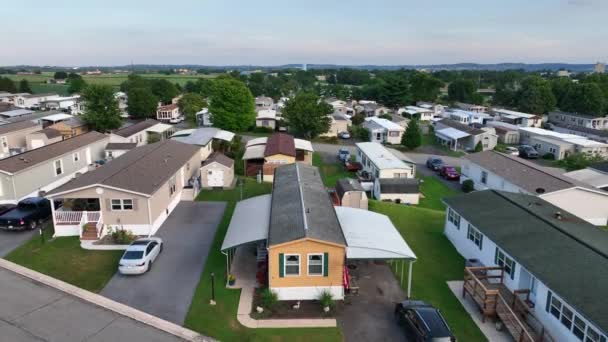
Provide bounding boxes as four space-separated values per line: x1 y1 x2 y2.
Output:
53 71 68 80
401 118 421 149
0 77 17 93
19 79 32 93
282 92 332 139
67 75 87 94
447 79 482 104
378 75 410 108
561 83 606 116
410 73 443 102
82 85 122 132
150 79 179 104
517 76 556 114
209 78 256 131
178 93 207 124
127 87 159 119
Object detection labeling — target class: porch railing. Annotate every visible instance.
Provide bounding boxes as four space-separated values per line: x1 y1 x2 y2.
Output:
55 210 84 224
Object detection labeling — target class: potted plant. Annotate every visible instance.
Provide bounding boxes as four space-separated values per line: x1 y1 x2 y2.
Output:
228 274 236 286
318 290 334 313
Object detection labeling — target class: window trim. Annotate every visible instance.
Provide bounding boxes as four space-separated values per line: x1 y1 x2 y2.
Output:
307 253 324 277
448 208 461 229
546 291 607 342
283 254 300 277
110 198 134 211
494 247 516 280
467 224 483 250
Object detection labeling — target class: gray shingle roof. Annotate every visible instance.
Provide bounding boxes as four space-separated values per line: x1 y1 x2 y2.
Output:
47 140 199 196
335 178 364 199
268 164 346 246
36 127 62 139
0 131 107 174
105 142 137 150
465 151 575 194
0 120 39 135
202 152 233 168
444 190 608 333
112 119 159 138
378 178 419 194
437 119 486 135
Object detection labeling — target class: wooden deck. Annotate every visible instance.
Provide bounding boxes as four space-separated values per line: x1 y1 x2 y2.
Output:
463 267 554 342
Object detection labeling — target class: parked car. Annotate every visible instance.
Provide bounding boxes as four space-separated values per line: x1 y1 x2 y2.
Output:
338 131 351 139
426 157 444 171
395 300 455 341
0 204 16 216
439 166 460 180
518 145 539 159
505 146 519 156
118 237 163 275
338 148 351 162
0 197 51 231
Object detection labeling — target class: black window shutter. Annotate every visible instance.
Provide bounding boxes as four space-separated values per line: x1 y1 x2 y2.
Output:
546 291 552 313
323 252 329 277
279 253 284 278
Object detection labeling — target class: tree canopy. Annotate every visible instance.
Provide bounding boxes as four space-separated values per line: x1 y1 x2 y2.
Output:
150 79 179 104
53 71 68 80
516 76 556 114
82 85 122 132
19 79 32 93
409 73 443 103
281 92 332 139
447 79 482 104
127 87 159 119
67 75 87 94
401 118 421 149
378 75 411 108
208 78 256 131
560 83 605 116
178 93 206 124
0 77 17 93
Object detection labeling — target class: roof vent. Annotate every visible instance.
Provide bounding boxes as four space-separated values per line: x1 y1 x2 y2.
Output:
554 211 563 220
535 187 546 194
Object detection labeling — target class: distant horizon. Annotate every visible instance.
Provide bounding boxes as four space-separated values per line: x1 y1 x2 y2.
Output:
2 0 608 66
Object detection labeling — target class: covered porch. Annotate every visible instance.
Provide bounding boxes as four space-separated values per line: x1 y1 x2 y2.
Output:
463 266 555 342
435 127 470 151
49 197 105 240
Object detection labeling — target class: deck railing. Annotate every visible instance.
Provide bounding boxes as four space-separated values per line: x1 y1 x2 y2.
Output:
55 210 84 224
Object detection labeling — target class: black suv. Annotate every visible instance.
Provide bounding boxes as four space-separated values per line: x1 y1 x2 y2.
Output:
518 145 539 159
395 300 455 341
426 157 444 171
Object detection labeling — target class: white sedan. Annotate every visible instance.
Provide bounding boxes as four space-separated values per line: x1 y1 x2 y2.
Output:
118 237 163 275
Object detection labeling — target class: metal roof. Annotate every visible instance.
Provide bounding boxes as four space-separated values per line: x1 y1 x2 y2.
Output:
335 206 416 260
356 142 412 169
221 194 271 251
0 109 34 118
242 145 266 160
171 127 234 146
436 127 470 140
41 113 73 122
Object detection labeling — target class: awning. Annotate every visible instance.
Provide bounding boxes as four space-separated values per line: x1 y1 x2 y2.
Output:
246 137 268 148
146 123 174 133
294 139 314 152
436 127 470 141
214 130 235 142
335 206 416 260
221 194 271 251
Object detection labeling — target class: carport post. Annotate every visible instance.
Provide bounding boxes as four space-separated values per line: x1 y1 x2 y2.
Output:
407 260 415 299
400 260 404 287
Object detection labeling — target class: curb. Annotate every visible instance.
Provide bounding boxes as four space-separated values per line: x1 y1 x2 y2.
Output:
0 259 216 342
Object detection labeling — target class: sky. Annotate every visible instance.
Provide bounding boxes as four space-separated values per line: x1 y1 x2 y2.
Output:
2 0 608 66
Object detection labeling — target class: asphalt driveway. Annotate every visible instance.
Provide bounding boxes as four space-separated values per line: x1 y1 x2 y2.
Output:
0 229 37 257
100 201 226 325
338 261 407 342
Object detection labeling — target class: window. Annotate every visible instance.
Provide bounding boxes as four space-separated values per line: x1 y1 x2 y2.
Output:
467 224 483 249
495 248 516 279
111 199 133 211
169 175 177 196
393 172 408 178
284 254 300 276
448 208 460 229
73 152 80 162
389 131 400 137
54 159 63 176
546 291 606 342
481 171 488 184
308 254 323 276
107 151 113 158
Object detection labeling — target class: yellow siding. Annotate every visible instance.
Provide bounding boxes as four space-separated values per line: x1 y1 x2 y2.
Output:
264 154 296 164
268 239 345 288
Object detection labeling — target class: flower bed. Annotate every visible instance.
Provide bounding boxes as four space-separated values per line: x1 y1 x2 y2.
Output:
250 288 343 319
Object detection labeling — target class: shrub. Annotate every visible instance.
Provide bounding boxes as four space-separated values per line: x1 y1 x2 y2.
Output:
252 126 274 133
351 126 370 142
542 153 555 160
474 141 483 152
261 288 278 310
318 290 335 309
110 228 135 244
461 179 475 193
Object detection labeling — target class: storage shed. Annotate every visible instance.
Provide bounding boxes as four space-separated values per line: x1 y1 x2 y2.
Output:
200 152 234 189
373 178 420 204
335 178 368 210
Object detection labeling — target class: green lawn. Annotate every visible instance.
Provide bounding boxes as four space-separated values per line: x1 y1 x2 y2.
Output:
186 178 342 341
312 152 353 187
370 201 487 342
417 175 459 210
4 226 122 293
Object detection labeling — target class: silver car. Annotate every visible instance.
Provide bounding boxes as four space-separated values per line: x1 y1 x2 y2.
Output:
118 237 163 275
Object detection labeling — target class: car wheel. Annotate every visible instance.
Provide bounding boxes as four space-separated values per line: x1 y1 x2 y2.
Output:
29 221 37 230
147 261 152 272
160 243 163 252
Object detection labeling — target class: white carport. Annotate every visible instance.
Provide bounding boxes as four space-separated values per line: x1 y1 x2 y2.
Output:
436 127 470 151
334 206 417 297
220 194 271 274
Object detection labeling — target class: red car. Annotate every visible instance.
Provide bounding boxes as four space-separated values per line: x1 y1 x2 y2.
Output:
440 166 460 180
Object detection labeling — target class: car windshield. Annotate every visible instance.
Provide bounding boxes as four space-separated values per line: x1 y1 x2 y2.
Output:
445 167 456 172
122 251 144 260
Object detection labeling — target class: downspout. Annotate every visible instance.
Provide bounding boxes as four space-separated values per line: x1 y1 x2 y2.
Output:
407 259 417 299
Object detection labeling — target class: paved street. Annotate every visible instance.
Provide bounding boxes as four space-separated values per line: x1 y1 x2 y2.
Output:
101 201 225 325
0 267 186 342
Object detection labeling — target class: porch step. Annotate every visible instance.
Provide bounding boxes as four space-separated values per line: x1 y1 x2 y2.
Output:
80 224 98 241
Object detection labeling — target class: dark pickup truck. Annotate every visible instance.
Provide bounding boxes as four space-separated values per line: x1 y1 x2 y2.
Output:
0 197 51 231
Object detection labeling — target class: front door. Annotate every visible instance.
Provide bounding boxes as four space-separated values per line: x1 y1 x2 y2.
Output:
208 169 224 187
519 268 538 303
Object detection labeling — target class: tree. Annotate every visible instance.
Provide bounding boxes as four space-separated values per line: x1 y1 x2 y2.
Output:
19 79 32 93
447 79 481 104
150 79 179 104
517 76 556 114
82 85 122 132
67 76 87 94
561 83 606 116
401 118 421 149
209 78 256 131
0 77 17 93
178 93 206 124
350 113 365 126
410 73 443 102
127 87 159 119
281 92 332 139
53 71 68 80
474 141 483 152
378 75 410 108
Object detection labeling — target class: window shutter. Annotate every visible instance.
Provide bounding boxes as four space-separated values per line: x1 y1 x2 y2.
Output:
323 252 329 277
132 198 138 211
510 263 515 280
546 291 552 313
479 235 483 250
279 253 284 278
494 247 499 264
